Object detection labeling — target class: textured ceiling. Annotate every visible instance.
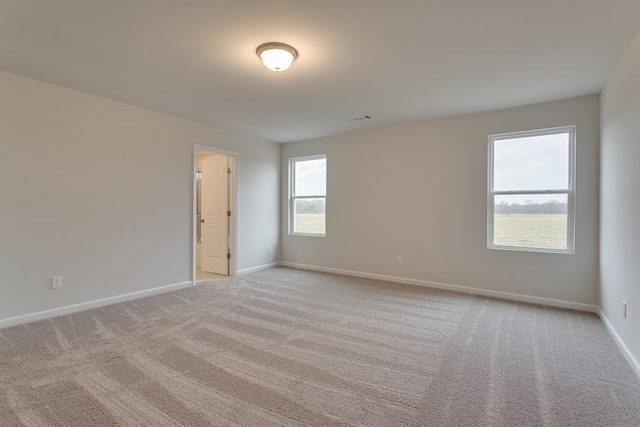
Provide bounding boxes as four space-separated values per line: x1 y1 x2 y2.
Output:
1 0 639 142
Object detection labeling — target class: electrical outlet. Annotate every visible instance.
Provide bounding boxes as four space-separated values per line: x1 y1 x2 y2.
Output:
623 301 627 319
267 245 272 253
396 256 403 265
51 276 63 289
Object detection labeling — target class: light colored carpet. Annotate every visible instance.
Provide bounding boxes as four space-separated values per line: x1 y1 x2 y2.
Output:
0 267 639 426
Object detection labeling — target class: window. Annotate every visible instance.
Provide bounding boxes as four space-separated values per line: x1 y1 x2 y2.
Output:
289 155 326 236
488 126 575 253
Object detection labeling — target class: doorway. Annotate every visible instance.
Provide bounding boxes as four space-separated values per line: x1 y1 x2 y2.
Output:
193 145 237 284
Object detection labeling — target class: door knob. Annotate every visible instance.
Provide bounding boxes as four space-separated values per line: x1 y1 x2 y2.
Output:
200 219 205 223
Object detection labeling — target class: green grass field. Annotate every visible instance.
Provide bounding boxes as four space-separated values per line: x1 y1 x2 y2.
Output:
295 213 567 249
494 214 567 249
294 213 326 234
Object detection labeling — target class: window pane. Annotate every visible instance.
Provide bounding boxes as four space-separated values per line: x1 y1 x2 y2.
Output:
493 132 570 191
493 194 568 249
294 198 325 234
294 158 326 196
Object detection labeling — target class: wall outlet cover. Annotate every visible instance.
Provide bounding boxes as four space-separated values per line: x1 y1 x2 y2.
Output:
51 276 63 289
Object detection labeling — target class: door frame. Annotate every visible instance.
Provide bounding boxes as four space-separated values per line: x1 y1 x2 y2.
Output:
193 144 238 285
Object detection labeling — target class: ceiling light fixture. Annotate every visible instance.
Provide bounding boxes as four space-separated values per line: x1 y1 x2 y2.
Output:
256 42 298 72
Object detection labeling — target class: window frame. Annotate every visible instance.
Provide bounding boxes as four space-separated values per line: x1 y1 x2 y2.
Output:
487 126 576 254
289 154 327 237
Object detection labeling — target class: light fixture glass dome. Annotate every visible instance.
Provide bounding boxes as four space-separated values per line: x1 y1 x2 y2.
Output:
256 42 298 72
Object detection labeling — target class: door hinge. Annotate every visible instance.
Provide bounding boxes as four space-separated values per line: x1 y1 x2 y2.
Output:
227 167 231 174
227 253 231 260
227 210 231 216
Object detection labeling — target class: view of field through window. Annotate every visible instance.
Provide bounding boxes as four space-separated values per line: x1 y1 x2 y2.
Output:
489 128 573 251
493 195 568 249
291 156 326 235
294 213 326 235
494 214 568 249
294 211 568 249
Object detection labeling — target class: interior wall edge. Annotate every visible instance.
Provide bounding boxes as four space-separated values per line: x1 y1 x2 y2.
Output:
278 262 598 313
0 280 192 330
599 310 640 380
237 262 281 276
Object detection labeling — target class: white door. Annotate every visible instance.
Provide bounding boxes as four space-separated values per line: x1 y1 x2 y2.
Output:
201 155 229 275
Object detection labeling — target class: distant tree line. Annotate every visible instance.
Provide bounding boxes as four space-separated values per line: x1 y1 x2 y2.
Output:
495 200 567 214
296 199 326 214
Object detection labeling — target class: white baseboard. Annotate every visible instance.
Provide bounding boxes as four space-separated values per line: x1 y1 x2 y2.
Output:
599 310 640 379
237 262 281 276
279 262 599 313
0 280 193 329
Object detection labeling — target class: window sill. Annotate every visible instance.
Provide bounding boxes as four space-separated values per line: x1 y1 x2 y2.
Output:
488 244 574 255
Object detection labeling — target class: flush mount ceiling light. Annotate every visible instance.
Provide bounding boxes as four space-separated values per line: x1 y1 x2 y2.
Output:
256 42 298 72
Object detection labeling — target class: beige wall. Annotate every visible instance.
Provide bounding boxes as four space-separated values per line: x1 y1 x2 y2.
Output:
281 95 600 305
0 70 280 321
600 31 640 364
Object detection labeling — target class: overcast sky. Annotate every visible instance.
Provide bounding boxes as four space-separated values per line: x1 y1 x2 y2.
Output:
493 132 569 203
295 158 326 196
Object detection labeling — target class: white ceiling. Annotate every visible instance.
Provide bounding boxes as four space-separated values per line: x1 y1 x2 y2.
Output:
1 1 639 143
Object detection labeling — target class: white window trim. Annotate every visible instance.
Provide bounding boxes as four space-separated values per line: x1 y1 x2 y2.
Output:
289 154 327 237
487 125 576 254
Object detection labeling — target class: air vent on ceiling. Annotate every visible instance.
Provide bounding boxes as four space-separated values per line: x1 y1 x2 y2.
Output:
347 114 374 122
